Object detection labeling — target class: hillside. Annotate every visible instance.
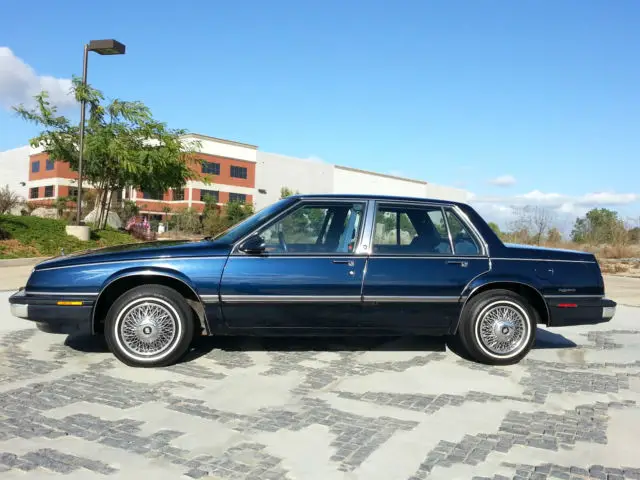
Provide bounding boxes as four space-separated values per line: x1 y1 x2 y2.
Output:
0 215 137 259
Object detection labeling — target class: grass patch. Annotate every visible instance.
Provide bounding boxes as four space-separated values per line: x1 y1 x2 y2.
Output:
0 214 138 259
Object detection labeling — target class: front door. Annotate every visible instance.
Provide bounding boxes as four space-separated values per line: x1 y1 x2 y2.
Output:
220 200 368 329
361 202 490 332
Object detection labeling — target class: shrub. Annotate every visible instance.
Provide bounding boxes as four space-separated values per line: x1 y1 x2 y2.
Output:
0 214 137 258
173 208 202 234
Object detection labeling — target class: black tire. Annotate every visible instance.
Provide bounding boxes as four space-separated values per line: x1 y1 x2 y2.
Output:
457 289 536 366
104 284 195 367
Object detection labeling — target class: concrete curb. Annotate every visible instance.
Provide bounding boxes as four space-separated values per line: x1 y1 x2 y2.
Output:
0 257 50 268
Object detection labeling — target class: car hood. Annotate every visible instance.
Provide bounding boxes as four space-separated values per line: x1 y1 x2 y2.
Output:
502 243 596 261
34 239 232 270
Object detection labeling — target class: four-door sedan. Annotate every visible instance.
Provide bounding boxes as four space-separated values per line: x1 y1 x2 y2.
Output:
9 194 616 367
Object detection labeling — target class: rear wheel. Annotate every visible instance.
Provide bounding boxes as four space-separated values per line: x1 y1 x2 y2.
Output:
104 285 194 367
457 289 536 365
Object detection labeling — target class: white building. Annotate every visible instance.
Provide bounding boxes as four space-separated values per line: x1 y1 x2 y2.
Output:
0 145 30 200
254 151 469 210
0 137 470 215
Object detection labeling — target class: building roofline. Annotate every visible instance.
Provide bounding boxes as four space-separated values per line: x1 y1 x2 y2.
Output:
334 165 428 185
0 145 30 154
181 133 258 150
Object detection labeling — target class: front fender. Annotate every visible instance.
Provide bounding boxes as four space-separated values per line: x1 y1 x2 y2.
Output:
99 266 201 296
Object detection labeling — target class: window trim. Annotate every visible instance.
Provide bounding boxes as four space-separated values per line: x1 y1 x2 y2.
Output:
142 191 164 200
202 161 220 175
230 165 248 179
200 189 220 203
367 200 488 258
228 192 247 204
231 199 370 257
449 205 488 256
172 188 185 201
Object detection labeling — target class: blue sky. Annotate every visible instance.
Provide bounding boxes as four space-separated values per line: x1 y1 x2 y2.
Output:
1 0 638 227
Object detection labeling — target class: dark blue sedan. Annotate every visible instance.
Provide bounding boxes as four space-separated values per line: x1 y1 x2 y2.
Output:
9 194 616 367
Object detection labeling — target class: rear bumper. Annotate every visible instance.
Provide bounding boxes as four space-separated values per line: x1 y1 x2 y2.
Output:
548 296 617 327
9 289 94 335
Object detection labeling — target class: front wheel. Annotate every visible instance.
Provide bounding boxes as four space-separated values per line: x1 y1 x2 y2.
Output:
457 289 536 365
104 285 194 367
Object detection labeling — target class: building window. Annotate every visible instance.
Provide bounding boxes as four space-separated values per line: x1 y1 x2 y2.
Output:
143 191 164 200
200 189 219 202
31 161 40 173
202 161 220 175
44 185 54 197
230 165 247 179
30 187 39 199
173 189 185 201
229 193 246 204
69 188 79 199
46 159 54 170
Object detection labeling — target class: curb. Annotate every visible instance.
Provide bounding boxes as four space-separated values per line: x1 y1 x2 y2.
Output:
0 257 50 268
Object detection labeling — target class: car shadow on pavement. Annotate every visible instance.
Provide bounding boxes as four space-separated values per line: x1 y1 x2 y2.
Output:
534 328 577 349
182 334 448 363
61 327 577 365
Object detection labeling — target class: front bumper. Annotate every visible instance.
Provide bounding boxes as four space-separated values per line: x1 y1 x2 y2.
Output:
548 296 617 327
9 289 94 335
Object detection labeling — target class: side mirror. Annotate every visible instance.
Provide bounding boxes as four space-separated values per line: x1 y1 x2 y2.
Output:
239 235 266 254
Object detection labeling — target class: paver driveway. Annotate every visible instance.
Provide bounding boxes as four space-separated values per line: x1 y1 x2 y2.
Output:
1 290 640 480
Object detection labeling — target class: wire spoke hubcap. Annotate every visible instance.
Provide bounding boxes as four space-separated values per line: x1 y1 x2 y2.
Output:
120 302 177 357
478 303 528 355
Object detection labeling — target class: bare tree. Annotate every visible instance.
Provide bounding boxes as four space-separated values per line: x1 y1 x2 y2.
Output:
508 205 555 245
0 184 22 215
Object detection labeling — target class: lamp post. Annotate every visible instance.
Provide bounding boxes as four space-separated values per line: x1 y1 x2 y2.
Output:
75 39 126 225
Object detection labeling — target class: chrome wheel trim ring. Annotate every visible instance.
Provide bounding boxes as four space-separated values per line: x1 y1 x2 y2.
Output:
113 297 182 362
474 300 531 359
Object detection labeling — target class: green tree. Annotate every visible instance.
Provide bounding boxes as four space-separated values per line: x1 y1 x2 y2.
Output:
571 208 625 244
225 201 254 226
118 200 139 223
0 184 22 214
174 207 202 234
14 79 202 229
202 205 226 236
280 186 299 199
487 222 502 237
547 227 562 244
54 196 69 219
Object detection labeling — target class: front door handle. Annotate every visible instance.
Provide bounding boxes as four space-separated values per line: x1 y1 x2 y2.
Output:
332 259 355 266
446 260 468 267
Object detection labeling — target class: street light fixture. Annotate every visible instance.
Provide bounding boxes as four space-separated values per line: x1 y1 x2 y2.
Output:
75 39 126 225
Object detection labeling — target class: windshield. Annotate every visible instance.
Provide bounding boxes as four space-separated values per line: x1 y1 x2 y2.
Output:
211 197 296 244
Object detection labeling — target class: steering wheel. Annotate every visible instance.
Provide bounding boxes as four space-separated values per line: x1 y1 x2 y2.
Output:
278 231 288 253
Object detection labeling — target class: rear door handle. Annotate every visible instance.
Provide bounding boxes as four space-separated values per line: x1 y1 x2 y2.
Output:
446 260 468 267
332 259 355 266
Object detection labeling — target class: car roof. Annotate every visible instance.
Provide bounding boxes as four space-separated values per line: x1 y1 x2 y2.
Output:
289 193 467 206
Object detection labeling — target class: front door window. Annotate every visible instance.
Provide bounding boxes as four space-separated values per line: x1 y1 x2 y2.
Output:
259 202 365 254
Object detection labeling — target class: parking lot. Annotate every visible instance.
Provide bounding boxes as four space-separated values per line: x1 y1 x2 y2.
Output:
1 286 640 479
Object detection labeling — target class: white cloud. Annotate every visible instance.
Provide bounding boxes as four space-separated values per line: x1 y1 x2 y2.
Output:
489 174 517 187
0 47 75 110
473 190 639 209
470 190 640 228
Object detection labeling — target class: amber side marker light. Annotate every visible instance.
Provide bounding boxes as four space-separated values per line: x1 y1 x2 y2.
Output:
57 301 84 306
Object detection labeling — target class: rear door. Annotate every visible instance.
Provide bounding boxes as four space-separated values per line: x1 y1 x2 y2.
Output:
219 200 368 329
361 201 490 332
